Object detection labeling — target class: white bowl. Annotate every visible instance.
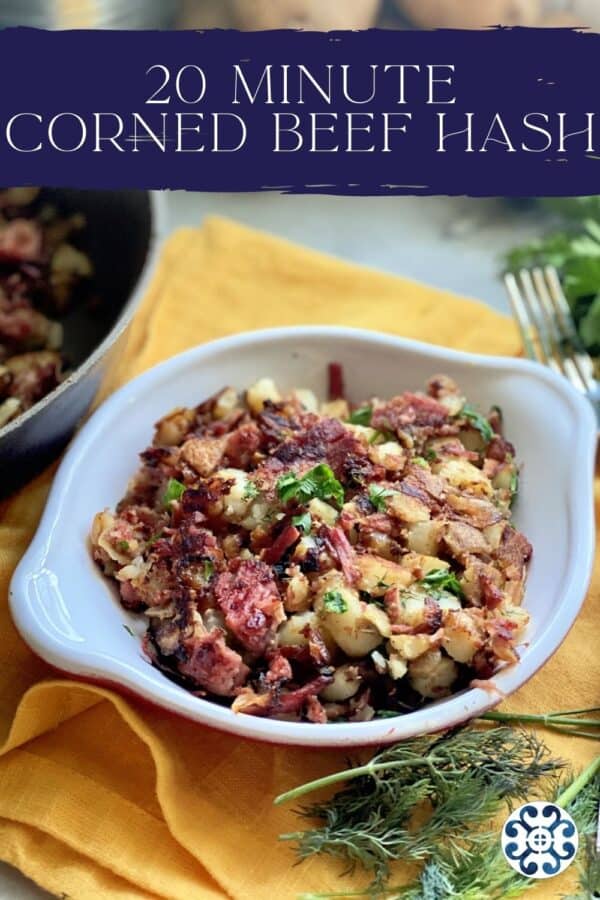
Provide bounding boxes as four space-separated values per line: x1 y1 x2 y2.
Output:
10 327 597 747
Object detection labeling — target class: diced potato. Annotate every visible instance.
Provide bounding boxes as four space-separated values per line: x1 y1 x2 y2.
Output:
246 377 281 414
368 441 406 472
214 468 255 522
459 428 486 454
116 557 150 583
504 577 526 606
389 632 440 661
153 406 196 446
213 387 241 420
371 650 388 674
442 610 484 663
308 498 338 526
388 491 431 523
320 665 362 701
91 510 133 565
436 392 465 417
406 520 444 556
292 388 318 412
359 530 397 560
320 398 350 420
292 534 320 564
483 522 505 551
51 243 93 277
182 436 227 476
345 423 378 444
436 459 492 497
315 582 382 657
393 590 432 629
277 611 319 648
355 555 413 597
0 397 20 427
401 552 449 577
492 464 515 492
363 603 392 637
409 649 458 699
388 654 408 680
437 593 462 614
284 567 311 613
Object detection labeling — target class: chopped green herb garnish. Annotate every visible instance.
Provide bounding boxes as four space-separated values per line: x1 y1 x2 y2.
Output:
413 456 428 468
322 590 348 614
163 478 186 507
116 540 130 553
375 710 400 719
425 448 438 462
510 468 519 508
348 406 373 426
291 511 312 534
368 484 394 512
203 560 214 581
459 404 494 444
243 481 259 501
123 624 135 637
420 568 464 598
277 463 344 508
368 429 395 445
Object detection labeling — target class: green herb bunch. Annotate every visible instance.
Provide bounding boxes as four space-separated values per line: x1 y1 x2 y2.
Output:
506 199 600 357
277 727 561 895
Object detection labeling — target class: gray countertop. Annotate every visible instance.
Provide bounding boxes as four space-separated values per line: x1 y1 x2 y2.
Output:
0 189 545 900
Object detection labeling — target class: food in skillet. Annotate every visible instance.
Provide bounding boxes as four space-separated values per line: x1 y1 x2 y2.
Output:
91 369 531 723
0 187 93 427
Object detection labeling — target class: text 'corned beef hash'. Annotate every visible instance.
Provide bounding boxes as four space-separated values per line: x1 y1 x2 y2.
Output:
91 367 531 723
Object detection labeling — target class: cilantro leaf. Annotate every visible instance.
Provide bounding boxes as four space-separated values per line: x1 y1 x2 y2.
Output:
368 484 394 512
348 406 373 426
163 478 186 507
506 205 600 355
116 540 130 553
420 569 464 598
291 511 312 534
459 404 494 444
277 464 344 508
322 590 348 614
243 481 259 501
203 560 214 581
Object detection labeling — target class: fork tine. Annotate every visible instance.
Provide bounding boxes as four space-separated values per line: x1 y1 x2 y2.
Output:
504 273 539 362
530 267 588 392
517 269 562 375
544 266 596 391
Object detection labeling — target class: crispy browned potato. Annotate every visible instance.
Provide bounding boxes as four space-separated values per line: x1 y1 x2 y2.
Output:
231 0 381 30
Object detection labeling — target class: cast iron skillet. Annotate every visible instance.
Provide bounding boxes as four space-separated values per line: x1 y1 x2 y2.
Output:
0 188 159 496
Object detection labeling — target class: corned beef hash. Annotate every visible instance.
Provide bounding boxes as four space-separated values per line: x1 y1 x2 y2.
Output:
91 368 531 723
0 187 93 428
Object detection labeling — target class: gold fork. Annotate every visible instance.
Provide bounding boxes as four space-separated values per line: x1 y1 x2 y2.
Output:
504 266 600 426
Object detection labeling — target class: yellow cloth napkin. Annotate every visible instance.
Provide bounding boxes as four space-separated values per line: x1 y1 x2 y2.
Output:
0 217 598 900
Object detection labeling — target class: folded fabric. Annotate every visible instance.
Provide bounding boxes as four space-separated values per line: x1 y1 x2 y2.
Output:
0 217 597 900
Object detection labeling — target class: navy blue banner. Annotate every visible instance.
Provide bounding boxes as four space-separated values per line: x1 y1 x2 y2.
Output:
1 27 600 195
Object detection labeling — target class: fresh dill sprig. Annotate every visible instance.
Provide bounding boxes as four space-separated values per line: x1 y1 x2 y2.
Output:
482 707 600 742
276 727 561 893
